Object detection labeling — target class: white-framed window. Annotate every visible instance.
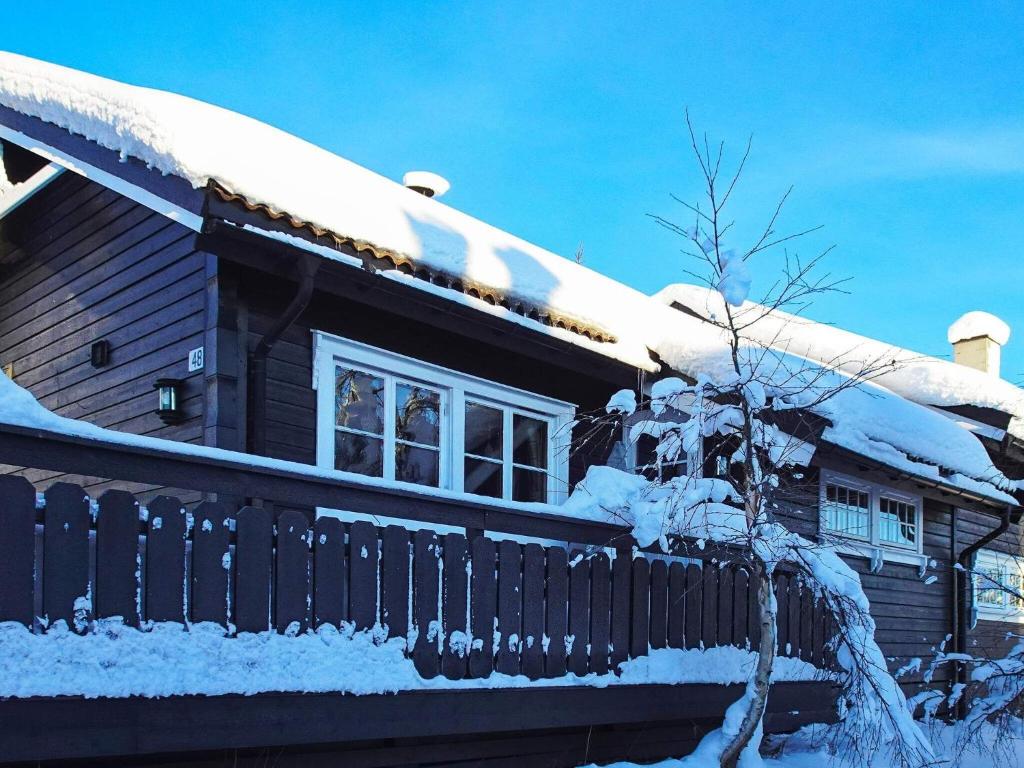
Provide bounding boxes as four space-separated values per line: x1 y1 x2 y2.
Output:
819 469 924 557
973 549 1024 623
313 331 575 504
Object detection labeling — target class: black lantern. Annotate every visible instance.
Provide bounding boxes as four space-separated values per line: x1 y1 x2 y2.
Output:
154 378 184 424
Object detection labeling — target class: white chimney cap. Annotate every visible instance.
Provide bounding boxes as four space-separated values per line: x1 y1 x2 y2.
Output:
947 311 1011 346
402 171 450 199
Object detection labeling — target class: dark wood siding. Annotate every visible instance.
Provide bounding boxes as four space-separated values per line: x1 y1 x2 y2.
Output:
0 173 206 499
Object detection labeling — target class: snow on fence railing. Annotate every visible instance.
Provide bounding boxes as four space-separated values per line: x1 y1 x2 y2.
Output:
0 476 832 681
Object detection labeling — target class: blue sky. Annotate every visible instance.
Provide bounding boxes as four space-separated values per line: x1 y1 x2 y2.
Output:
5 2 1024 379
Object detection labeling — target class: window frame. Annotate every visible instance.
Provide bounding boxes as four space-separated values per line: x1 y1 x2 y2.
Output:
819 469 925 566
313 331 575 505
973 548 1024 624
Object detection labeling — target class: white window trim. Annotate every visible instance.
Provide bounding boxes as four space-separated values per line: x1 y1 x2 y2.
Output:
819 469 928 573
973 548 1024 624
312 330 575 506
0 161 64 220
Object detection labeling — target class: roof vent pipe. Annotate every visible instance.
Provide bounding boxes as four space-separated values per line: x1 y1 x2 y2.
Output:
403 171 450 199
947 311 1011 377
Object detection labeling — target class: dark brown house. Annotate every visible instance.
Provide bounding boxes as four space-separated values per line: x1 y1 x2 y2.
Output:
1 55 1022 767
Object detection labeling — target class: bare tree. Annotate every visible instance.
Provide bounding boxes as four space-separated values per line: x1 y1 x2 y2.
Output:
567 114 937 767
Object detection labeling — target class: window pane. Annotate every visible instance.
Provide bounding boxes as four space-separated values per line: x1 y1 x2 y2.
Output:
335 366 384 434
822 482 869 538
465 457 503 498
396 383 441 447
879 497 916 547
465 402 503 459
335 431 383 477
977 567 1005 607
513 414 547 468
396 444 440 487
513 467 546 503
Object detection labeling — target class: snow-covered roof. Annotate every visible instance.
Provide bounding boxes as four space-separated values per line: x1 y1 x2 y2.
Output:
0 51 658 370
0 52 1019 505
656 284 1024 441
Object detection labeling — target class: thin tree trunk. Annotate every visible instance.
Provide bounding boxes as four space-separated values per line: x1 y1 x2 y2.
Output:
720 560 777 768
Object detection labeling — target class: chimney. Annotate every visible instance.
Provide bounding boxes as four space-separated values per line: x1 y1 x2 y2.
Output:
947 311 1011 377
402 171 450 199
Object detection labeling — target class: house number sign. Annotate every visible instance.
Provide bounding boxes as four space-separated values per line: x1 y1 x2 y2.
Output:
188 346 205 373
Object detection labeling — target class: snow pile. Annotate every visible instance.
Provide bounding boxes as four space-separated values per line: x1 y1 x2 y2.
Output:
0 620 823 699
657 283 1024 439
948 311 1011 346
587 719 1024 768
0 51 658 370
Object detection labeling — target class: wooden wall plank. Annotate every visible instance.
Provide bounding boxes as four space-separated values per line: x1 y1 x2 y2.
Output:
233 506 272 634
42 483 90 631
145 496 186 623
95 490 140 626
190 501 229 626
0 476 36 625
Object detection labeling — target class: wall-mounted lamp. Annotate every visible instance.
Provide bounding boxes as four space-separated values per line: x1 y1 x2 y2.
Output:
91 340 110 368
154 378 184 425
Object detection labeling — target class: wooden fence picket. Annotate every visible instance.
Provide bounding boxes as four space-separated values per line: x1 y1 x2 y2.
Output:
521 543 546 680
495 540 523 676
95 490 140 626
441 533 469 680
609 551 631 666
234 506 272 634
568 550 590 676
700 563 718 647
468 536 497 679
667 562 686 649
145 496 186 624
0 476 36 626
412 529 441 678
312 516 345 628
630 558 650 659
275 510 311 633
190 501 229 626
380 525 410 641
716 566 734 647
684 563 702 649
649 559 668 650
544 545 568 678
589 551 611 675
43 483 89 631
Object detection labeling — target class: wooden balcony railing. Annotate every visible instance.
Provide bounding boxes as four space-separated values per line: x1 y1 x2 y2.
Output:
0 421 831 680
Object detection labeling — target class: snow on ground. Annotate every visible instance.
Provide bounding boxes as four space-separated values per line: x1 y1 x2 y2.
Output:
587 720 1024 768
0 620 823 699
